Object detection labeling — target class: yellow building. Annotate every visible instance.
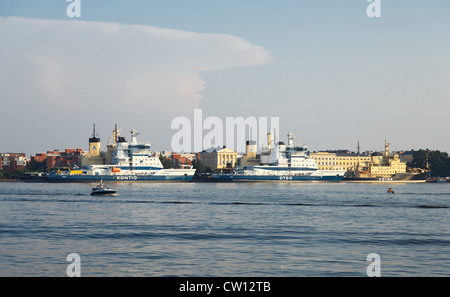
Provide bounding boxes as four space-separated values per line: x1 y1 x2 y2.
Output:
200 146 238 172
238 140 262 167
361 140 407 178
310 152 374 171
366 155 406 178
81 124 111 166
310 140 407 178
86 124 101 157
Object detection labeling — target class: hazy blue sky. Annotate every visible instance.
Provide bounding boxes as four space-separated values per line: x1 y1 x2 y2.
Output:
1 0 449 155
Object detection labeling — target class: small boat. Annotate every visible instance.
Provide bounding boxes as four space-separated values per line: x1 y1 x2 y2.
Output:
91 180 117 196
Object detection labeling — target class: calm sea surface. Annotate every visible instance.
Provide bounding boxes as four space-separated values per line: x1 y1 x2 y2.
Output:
0 181 449 277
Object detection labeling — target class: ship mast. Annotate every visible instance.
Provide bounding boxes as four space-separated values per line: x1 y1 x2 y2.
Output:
384 139 390 157
356 141 361 177
108 124 121 147
92 124 98 138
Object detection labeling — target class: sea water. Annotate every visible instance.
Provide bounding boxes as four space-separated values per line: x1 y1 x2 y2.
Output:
0 181 449 276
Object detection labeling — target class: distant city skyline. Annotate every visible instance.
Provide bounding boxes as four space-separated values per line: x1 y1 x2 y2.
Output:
1 0 450 156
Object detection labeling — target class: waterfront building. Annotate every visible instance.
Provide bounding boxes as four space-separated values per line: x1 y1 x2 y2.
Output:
31 153 47 163
309 151 373 171
310 140 408 179
0 153 27 172
44 149 83 171
159 151 172 158
30 149 83 172
81 125 112 166
238 140 261 167
238 132 278 168
398 150 415 164
200 146 238 172
169 153 198 169
87 124 101 157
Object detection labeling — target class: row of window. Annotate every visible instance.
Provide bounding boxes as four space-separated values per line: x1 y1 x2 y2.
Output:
292 159 314 166
219 154 236 165
318 162 358 166
314 157 371 161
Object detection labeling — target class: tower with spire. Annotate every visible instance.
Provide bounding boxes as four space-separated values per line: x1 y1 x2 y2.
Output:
88 124 101 157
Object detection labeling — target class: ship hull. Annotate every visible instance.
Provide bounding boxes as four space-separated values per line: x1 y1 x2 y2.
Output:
211 174 344 182
343 172 427 183
45 173 195 183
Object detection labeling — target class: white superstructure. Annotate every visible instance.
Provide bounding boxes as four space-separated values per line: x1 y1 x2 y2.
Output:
214 132 346 181
59 127 197 181
84 128 191 176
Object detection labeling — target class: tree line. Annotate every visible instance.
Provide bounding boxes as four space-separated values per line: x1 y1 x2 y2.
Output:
409 149 450 177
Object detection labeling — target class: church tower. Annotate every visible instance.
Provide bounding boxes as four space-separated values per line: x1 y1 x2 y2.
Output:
88 124 101 157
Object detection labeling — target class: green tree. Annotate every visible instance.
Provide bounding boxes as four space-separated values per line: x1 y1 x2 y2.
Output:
26 159 47 172
412 149 450 177
192 159 206 173
0 169 12 179
159 155 173 169
13 169 26 177
411 149 429 169
429 150 449 177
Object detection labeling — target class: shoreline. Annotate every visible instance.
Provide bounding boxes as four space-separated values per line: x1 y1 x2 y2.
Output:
2 178 434 184
341 180 427 183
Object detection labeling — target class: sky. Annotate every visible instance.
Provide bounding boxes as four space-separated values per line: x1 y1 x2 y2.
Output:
1 0 450 155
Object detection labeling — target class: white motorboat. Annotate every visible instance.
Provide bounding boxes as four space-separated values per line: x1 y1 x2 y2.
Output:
91 180 117 196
